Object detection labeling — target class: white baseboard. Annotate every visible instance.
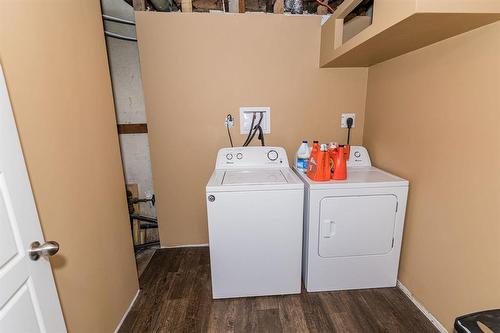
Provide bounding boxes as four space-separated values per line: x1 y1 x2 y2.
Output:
397 281 448 333
114 289 140 333
162 243 209 248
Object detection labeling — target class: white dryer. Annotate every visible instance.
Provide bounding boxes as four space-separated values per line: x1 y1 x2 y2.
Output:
295 146 409 292
206 147 304 299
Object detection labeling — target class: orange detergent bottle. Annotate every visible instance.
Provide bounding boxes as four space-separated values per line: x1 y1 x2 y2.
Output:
306 141 320 179
327 142 337 175
331 146 347 180
308 144 331 181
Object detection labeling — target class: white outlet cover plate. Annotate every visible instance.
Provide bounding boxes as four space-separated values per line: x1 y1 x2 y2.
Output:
341 113 356 128
240 107 271 134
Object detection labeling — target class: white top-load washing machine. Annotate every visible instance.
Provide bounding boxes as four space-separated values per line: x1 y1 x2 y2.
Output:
206 147 304 299
295 146 409 292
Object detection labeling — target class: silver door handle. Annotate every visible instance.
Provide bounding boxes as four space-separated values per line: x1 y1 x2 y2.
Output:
29 241 60 261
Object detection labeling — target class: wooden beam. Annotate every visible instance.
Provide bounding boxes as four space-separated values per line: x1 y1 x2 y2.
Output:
133 0 147 10
192 0 218 10
182 0 193 12
117 123 148 134
273 0 284 13
239 0 246 12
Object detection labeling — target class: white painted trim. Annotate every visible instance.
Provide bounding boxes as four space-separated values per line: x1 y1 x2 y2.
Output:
114 289 140 333
397 281 448 333
162 243 209 249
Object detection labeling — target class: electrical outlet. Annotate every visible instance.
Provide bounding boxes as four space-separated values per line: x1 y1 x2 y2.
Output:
341 113 356 128
240 107 271 134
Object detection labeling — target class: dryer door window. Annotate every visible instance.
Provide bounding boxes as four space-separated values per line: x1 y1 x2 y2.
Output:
319 195 397 258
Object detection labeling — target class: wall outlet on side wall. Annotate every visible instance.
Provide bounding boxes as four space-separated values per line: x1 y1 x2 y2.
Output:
240 107 271 134
341 113 356 128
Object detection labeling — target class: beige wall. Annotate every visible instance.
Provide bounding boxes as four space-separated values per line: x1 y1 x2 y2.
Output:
0 2 138 332
136 13 368 246
363 22 500 331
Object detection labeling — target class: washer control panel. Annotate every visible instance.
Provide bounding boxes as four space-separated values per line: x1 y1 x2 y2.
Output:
215 147 288 169
347 146 372 167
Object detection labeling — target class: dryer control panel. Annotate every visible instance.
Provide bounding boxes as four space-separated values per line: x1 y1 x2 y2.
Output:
347 146 372 167
215 147 289 169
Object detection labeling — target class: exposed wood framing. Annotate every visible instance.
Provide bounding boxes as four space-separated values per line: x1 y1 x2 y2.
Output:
273 0 284 13
133 0 147 10
123 0 372 14
117 123 149 134
239 0 246 12
192 0 219 10
182 0 194 12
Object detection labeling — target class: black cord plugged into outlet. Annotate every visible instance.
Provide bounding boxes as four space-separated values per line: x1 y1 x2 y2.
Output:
346 117 353 145
225 114 234 147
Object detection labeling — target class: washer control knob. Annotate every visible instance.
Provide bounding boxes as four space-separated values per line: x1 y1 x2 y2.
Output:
236 153 243 160
267 150 279 161
226 153 233 160
354 151 361 158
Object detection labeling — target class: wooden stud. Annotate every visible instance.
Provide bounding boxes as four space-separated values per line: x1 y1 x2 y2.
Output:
317 5 329 15
239 0 246 12
273 0 284 13
117 123 148 134
182 0 193 12
133 0 147 11
193 0 220 10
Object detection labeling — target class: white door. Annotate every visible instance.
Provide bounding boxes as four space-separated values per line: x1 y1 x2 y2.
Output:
319 195 397 258
0 64 66 332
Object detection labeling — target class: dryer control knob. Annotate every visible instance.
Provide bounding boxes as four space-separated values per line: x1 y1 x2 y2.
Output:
236 153 243 160
226 153 233 160
354 151 361 158
267 150 278 161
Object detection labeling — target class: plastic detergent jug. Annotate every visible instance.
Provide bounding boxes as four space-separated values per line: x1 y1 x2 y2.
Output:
331 146 347 180
327 142 337 174
308 144 331 182
295 140 310 173
315 144 331 181
306 141 320 179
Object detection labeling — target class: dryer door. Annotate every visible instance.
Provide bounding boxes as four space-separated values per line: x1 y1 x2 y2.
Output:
319 195 397 258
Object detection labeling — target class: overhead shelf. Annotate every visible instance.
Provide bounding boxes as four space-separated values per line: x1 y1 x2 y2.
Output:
320 0 500 68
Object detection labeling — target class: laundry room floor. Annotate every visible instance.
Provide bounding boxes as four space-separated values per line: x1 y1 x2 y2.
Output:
119 247 438 333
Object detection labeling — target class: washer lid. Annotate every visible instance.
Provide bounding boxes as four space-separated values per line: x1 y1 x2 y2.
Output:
207 167 304 192
223 169 287 186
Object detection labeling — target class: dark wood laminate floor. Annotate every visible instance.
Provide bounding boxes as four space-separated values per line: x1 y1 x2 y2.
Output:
135 246 160 278
119 247 438 333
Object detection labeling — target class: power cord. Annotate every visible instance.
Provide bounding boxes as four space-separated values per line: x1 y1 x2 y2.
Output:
224 112 266 147
257 125 265 146
225 114 234 147
243 112 264 147
346 117 353 145
243 113 257 147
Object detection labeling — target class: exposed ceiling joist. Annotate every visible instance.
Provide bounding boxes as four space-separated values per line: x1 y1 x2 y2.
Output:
133 0 147 10
123 0 373 14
